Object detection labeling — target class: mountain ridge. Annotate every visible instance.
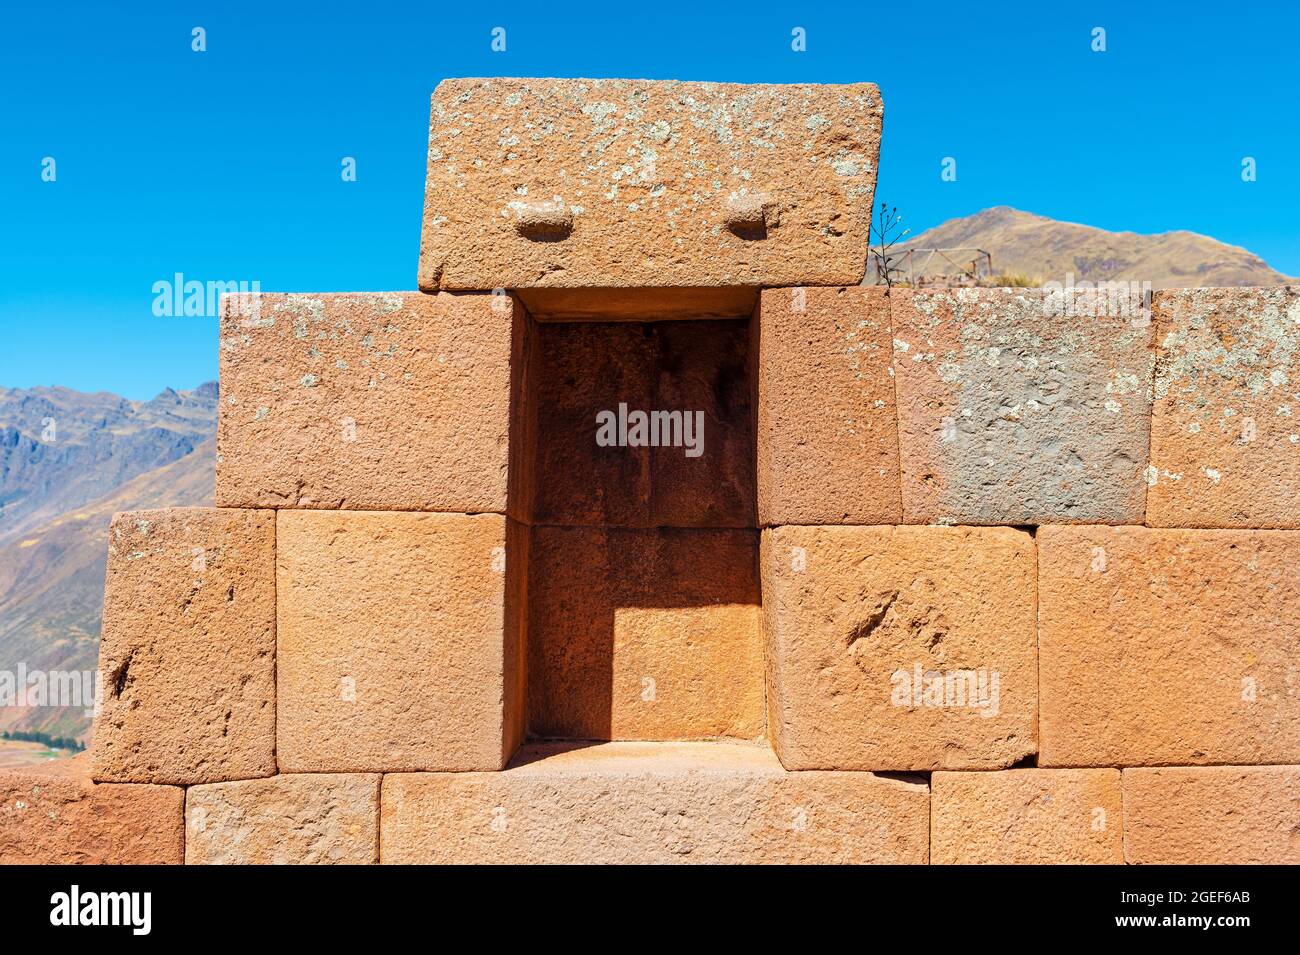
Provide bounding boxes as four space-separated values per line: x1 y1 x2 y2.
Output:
0 382 217 548
897 206 1297 288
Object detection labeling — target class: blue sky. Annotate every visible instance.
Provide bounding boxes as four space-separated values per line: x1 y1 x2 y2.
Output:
2 0 1297 399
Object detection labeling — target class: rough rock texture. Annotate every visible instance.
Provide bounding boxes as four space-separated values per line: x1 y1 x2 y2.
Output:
756 287 900 525
891 287 1154 524
762 525 1037 771
418 78 882 290
1123 766 1300 864
381 741 928 864
0 757 183 864
1038 525 1300 766
93 508 276 784
217 292 515 513
276 511 522 772
186 774 380 864
528 527 762 740
931 769 1123 864
1147 286 1300 528
528 319 753 527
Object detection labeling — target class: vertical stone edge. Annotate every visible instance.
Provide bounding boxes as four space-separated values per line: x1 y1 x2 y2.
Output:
759 528 794 768
752 292 771 526
502 518 529 767
417 90 443 292
506 293 538 525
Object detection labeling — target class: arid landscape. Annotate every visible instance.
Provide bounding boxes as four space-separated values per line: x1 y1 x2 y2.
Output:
0 384 215 760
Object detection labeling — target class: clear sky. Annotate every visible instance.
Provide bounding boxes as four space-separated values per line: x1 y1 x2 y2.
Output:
2 0 1297 399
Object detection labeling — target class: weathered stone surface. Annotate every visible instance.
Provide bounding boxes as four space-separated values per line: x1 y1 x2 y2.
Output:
1039 525 1300 767
186 773 380 864
652 321 755 527
277 511 522 772
0 757 183 864
530 321 649 526
418 78 882 290
381 741 928 864
93 508 276 784
891 287 1154 524
1124 766 1300 864
1148 286 1300 528
217 292 515 513
762 525 1037 771
529 319 753 527
528 527 762 740
931 769 1123 864
756 286 900 526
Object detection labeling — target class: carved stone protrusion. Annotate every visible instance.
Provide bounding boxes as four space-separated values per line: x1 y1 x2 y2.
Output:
723 192 779 238
514 200 574 240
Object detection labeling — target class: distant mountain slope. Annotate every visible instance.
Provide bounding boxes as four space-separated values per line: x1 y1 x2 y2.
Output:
0 382 216 548
0 385 216 744
899 207 1297 288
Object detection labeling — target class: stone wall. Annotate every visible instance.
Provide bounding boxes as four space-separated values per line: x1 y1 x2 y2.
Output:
3 78 1297 864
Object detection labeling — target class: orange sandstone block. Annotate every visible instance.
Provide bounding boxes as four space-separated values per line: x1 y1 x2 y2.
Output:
1148 286 1300 528
931 769 1123 864
186 774 380 864
276 511 524 773
527 527 763 740
892 287 1154 524
217 292 515 513
419 78 883 290
1039 525 1300 767
380 741 929 864
93 508 276 785
0 757 183 864
756 287 900 526
1123 766 1300 864
762 525 1037 771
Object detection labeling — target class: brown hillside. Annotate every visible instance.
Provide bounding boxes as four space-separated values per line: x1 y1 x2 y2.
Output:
0 438 214 744
898 207 1296 288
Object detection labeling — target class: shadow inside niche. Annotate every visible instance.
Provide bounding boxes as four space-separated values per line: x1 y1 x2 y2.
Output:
525 525 761 742
507 294 764 746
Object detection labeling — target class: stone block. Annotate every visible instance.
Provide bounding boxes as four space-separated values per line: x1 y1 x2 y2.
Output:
931 769 1123 864
186 773 379 864
1123 765 1300 864
381 741 929 864
276 510 523 772
1148 286 1300 528
0 757 183 864
1038 525 1300 766
892 287 1153 524
762 524 1037 771
218 292 515 513
419 78 882 290
756 286 900 526
93 508 276 784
